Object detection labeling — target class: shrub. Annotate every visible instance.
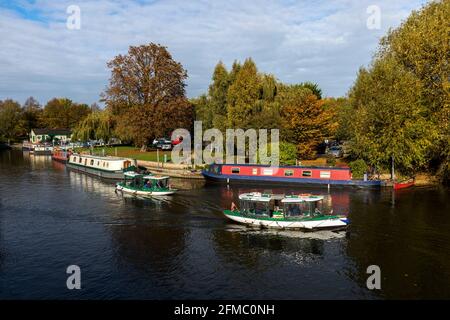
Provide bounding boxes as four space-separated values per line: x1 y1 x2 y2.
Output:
349 159 368 179
279 142 298 165
326 154 336 166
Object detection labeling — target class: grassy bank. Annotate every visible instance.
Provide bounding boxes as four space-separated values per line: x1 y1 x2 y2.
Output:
74 146 172 162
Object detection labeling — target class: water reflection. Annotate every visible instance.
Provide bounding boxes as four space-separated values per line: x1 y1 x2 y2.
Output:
345 187 450 299
1 150 450 299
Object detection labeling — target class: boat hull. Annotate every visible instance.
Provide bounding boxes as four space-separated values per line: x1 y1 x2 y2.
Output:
115 184 176 196
224 212 348 230
67 162 125 180
394 180 415 190
202 171 382 188
51 156 68 163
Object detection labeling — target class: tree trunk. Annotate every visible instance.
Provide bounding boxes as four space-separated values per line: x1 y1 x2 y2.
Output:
140 144 147 152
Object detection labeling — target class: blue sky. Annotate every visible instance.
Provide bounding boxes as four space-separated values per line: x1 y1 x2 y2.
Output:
0 0 427 105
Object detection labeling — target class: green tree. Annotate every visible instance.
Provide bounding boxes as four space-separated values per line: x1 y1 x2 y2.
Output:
43 98 91 129
191 94 212 129
104 43 193 150
299 81 322 99
226 58 260 129
348 58 437 174
0 99 24 141
22 97 43 134
209 61 230 131
73 110 114 142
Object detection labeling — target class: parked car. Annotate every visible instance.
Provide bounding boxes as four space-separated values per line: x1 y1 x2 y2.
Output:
152 138 172 149
327 146 343 158
171 136 183 146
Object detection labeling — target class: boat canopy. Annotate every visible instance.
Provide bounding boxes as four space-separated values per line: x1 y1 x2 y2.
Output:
124 171 143 178
238 192 272 202
143 175 169 180
282 195 324 203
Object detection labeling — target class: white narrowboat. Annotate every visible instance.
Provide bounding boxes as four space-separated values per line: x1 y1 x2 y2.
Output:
66 153 137 179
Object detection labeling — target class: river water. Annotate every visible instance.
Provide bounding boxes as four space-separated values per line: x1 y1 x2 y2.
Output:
0 150 449 299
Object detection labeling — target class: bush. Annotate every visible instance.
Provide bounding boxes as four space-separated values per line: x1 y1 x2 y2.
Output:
349 159 368 179
326 154 336 166
279 142 297 165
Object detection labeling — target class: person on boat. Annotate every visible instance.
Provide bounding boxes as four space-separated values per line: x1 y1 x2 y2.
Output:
231 202 237 211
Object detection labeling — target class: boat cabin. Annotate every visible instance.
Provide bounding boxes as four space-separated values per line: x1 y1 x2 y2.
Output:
238 192 325 218
123 172 170 190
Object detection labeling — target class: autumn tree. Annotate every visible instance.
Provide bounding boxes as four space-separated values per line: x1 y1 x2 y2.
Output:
104 43 193 150
279 85 335 159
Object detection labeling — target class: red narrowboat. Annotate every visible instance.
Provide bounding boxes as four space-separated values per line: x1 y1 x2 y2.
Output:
202 163 383 188
51 148 72 163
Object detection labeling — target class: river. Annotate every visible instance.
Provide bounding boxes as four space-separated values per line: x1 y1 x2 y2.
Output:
0 150 449 299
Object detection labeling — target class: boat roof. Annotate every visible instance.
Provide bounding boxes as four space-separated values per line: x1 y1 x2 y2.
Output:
281 195 324 203
238 192 324 203
238 192 277 202
143 175 169 180
124 171 143 178
72 153 131 161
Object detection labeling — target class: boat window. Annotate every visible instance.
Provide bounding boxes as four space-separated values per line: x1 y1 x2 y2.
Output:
106 163 109 168
79 157 82 164
90 159 94 165
240 200 269 216
284 202 311 216
73 157 77 162
302 170 312 177
97 161 100 166
284 169 293 176
231 167 240 174
320 171 331 179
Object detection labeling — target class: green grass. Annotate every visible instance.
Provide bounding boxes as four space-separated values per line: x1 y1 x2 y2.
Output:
74 146 172 162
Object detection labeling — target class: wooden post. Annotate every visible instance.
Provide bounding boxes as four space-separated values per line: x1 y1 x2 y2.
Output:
157 149 160 168
391 154 395 181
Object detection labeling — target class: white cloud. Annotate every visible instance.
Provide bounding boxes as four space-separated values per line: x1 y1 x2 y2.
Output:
0 0 428 105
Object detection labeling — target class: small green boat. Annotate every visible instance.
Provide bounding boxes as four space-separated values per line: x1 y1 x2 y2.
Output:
224 192 348 230
115 171 177 196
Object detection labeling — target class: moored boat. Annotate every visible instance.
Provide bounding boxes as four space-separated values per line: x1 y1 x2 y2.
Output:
202 163 383 188
223 192 348 230
394 178 415 190
51 148 72 163
66 153 137 179
22 141 34 151
33 144 53 155
115 171 177 196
